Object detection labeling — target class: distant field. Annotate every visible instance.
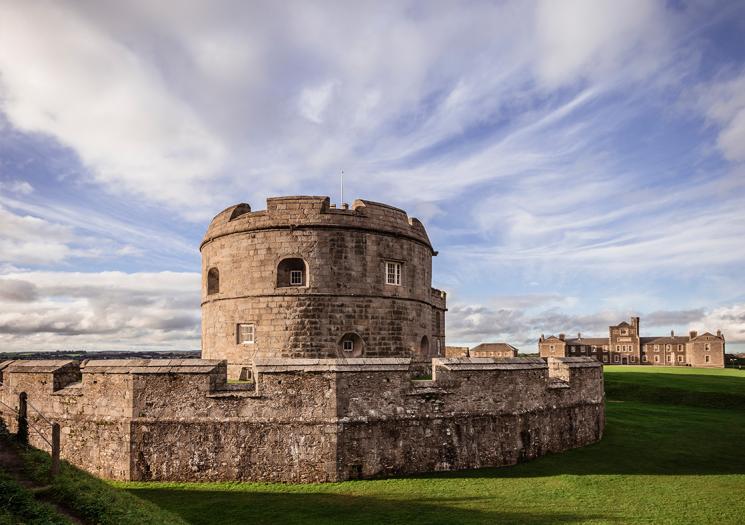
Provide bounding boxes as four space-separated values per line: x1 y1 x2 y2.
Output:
116 366 745 525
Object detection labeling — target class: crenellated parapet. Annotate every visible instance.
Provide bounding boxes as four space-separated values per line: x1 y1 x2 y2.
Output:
0 356 603 483
202 196 433 252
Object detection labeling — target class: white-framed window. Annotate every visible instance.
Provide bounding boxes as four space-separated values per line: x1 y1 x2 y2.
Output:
614 355 620 363
705 355 711 363
666 344 671 351
678 355 684 363
237 323 255 344
385 261 401 285
342 340 354 352
616 345 620 351
603 345 608 351
705 344 711 351
290 270 303 286
621 329 628 335
654 344 659 351
642 355 648 362
603 355 609 363
667 354 672 363
654 355 660 363
678 344 683 351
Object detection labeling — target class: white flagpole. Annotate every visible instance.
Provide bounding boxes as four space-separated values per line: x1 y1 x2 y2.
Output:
340 169 344 205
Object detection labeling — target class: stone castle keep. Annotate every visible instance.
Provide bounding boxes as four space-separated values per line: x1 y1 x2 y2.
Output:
201 196 447 379
0 196 605 483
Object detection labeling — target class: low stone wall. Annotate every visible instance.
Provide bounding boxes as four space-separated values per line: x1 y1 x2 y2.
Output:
0 356 604 483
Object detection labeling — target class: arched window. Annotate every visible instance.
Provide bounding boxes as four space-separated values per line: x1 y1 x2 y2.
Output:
338 333 364 357
207 267 219 295
277 258 307 287
420 336 430 356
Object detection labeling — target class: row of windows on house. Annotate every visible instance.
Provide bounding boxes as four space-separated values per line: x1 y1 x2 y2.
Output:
206 260 404 294
601 354 691 364
234 323 442 354
551 343 713 353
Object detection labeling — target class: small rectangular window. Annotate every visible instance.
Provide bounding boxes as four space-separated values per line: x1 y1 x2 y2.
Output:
290 270 303 286
237 323 255 344
654 355 660 363
642 355 648 362
342 340 354 352
385 261 401 285
614 355 620 363
603 356 608 363
678 355 684 362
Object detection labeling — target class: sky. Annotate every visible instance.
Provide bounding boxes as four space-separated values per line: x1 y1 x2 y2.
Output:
0 0 744 353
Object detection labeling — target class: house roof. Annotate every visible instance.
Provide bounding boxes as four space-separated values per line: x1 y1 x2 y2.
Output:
470 342 519 353
640 336 690 345
564 337 608 346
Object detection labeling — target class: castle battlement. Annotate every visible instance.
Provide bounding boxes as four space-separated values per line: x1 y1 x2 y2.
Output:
202 196 432 252
0 357 603 482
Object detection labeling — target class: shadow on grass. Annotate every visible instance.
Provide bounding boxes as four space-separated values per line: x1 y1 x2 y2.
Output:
126 488 618 525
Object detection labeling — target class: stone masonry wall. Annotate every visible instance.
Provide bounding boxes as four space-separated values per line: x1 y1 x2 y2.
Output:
0 357 603 483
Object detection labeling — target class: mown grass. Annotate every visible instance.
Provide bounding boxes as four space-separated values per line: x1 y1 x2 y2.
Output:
117 366 745 525
604 365 745 410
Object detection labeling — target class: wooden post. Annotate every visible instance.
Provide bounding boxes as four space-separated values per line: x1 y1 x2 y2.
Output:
17 392 28 445
51 423 61 477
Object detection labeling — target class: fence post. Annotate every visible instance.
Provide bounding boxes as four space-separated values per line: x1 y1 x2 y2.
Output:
17 392 28 445
51 423 61 477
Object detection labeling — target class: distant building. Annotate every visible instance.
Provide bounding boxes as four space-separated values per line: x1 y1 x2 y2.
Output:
470 343 519 358
444 346 469 358
538 316 725 368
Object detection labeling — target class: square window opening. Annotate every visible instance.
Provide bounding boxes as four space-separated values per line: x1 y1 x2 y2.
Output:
237 323 255 344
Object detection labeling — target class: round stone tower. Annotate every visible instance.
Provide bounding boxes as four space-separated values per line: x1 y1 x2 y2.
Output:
200 195 447 379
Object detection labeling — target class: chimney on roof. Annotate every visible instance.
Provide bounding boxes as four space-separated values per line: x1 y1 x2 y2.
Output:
559 333 565 341
689 330 697 339
671 330 674 337
717 329 722 338
578 332 581 339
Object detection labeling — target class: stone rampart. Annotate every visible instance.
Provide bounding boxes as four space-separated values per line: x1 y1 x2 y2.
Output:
0 357 603 483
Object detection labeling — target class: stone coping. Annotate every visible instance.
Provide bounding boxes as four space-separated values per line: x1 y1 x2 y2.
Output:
253 357 412 373
547 357 603 368
5 360 78 373
81 359 223 375
433 357 548 371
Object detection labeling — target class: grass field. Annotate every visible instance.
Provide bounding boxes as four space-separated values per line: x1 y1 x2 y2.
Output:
113 366 745 525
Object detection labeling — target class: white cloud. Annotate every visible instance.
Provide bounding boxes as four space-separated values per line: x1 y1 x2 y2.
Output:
534 0 668 87
0 2 226 214
0 180 33 194
698 71 745 163
0 205 75 264
0 271 200 351
697 304 745 344
298 81 337 124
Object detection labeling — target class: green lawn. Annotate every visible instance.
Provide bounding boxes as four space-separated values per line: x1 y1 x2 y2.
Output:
115 366 745 525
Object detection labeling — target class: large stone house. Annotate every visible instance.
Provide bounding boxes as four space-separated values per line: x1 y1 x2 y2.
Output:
538 316 725 368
